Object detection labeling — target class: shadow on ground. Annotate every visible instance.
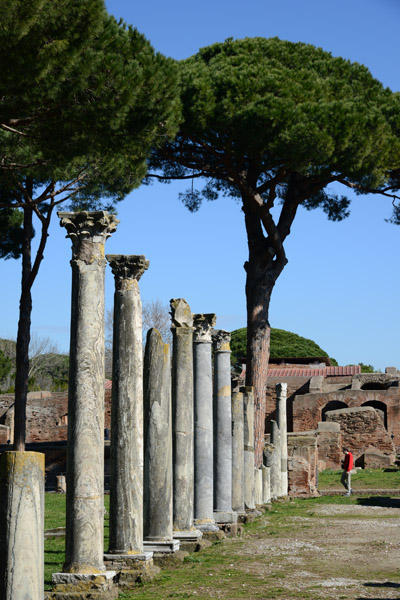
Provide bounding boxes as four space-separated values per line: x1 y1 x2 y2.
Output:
357 496 400 508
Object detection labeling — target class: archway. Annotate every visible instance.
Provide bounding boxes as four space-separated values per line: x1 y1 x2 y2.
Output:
361 400 387 429
322 400 348 421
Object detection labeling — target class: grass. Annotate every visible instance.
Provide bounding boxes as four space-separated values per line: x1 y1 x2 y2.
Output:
318 467 400 489
44 470 400 596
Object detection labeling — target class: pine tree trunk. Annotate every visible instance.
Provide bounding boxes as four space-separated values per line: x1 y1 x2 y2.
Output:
13 207 33 451
242 191 288 467
245 253 273 467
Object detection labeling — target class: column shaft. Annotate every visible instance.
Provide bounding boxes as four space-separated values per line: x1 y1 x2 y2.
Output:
143 329 173 541
231 391 244 512
276 383 288 496
0 452 44 600
242 386 256 510
59 210 117 573
107 255 149 554
213 330 233 513
193 314 217 528
171 299 194 531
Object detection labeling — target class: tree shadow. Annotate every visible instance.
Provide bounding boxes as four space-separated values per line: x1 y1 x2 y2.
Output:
356 581 400 598
364 582 400 588
357 496 400 508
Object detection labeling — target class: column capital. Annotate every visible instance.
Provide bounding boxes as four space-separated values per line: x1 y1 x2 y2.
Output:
275 382 288 398
106 254 149 283
58 211 119 259
193 314 216 343
212 329 231 352
170 298 193 329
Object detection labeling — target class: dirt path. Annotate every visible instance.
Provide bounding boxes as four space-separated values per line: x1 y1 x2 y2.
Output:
128 497 400 600
237 500 400 599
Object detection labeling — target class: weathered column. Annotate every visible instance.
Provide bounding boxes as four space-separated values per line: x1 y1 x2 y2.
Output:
106 255 149 555
270 419 282 499
254 468 263 506
59 210 117 573
262 465 271 504
242 386 256 510
276 382 288 497
193 313 218 531
231 391 244 513
0 451 44 600
213 329 236 523
170 299 201 543
143 329 179 552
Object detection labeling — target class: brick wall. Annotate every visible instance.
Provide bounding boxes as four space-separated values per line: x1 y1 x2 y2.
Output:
0 389 112 443
287 433 318 497
292 388 400 447
326 406 396 464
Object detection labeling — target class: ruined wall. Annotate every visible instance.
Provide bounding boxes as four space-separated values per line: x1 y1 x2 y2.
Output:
0 389 112 443
315 422 342 470
287 433 318 497
292 387 400 447
265 377 309 433
325 406 396 464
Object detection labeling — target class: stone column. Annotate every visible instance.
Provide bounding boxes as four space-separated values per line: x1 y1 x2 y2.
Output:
170 299 199 541
254 468 263 506
270 419 282 499
242 386 256 510
59 210 118 573
143 329 179 552
106 255 149 555
231 391 244 513
276 383 288 497
262 465 271 504
193 313 218 531
0 451 44 600
212 329 236 523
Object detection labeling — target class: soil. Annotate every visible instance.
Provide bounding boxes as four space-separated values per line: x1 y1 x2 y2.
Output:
238 500 400 599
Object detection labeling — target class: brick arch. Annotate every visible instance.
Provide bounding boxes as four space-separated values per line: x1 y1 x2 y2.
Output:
361 400 387 429
322 400 348 421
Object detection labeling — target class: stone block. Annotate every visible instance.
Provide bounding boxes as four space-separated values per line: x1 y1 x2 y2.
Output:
153 550 189 568
201 529 225 542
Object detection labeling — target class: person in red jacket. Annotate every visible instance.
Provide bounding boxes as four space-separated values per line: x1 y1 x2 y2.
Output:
341 447 354 496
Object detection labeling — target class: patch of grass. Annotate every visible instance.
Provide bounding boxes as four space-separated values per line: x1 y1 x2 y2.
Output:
318 467 400 490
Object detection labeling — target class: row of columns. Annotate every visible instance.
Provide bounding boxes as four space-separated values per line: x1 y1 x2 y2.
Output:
0 211 289 599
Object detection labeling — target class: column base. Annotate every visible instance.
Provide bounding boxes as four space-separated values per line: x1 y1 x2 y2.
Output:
173 529 203 542
143 539 180 553
103 553 159 588
193 518 219 532
50 571 118 599
213 510 238 524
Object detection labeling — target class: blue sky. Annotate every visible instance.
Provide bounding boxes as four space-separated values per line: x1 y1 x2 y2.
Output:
1 0 399 370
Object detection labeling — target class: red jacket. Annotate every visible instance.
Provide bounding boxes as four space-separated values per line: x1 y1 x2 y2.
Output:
343 452 354 472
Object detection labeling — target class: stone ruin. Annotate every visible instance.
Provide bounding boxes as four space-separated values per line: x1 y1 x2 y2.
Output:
0 211 289 600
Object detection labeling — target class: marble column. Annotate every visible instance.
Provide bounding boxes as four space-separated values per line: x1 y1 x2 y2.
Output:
254 468 263 506
0 451 44 600
276 382 288 497
59 210 117 574
231 391 244 513
213 329 236 523
242 386 256 510
143 329 179 552
170 299 199 540
270 419 282 499
262 465 271 504
193 313 218 531
106 255 149 555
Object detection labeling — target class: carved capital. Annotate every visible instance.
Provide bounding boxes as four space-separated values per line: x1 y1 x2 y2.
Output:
58 211 119 260
106 254 149 284
170 298 193 329
193 313 216 343
212 329 231 352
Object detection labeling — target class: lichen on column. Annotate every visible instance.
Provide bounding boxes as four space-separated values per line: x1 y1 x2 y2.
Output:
58 210 118 573
106 254 149 554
